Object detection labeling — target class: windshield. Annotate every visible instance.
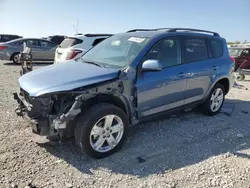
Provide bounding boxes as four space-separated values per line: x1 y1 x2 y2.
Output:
81 35 150 68
229 48 244 57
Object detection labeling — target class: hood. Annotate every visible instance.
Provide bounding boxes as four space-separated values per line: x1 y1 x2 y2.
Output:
18 61 120 97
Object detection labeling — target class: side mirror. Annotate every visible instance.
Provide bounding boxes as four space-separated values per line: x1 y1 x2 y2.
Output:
142 59 163 71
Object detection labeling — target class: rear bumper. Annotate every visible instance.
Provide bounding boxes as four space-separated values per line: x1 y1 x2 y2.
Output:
0 51 10 61
13 92 51 136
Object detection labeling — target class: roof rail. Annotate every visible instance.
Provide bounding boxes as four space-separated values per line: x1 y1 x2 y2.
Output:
126 29 157 33
167 28 220 36
84 34 113 37
126 28 220 36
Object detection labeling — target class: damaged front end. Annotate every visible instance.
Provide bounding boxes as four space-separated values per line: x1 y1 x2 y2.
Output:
13 89 81 139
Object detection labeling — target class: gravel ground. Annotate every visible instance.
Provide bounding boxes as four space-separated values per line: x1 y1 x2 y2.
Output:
0 60 250 188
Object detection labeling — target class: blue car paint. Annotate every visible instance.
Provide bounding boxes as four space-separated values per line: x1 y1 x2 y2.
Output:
17 30 234 123
19 61 120 97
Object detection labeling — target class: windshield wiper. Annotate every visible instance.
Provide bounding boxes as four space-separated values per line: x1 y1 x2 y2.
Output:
82 60 102 67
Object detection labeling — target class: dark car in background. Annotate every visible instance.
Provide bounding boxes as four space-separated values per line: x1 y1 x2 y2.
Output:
229 47 250 80
0 34 22 42
44 35 67 45
229 47 250 70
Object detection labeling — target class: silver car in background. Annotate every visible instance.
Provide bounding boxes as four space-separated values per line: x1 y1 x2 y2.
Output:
0 38 57 64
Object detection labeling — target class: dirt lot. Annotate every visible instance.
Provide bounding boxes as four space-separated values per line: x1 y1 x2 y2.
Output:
0 60 250 188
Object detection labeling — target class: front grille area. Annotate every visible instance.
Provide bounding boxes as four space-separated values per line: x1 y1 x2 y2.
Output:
20 88 32 105
20 88 51 119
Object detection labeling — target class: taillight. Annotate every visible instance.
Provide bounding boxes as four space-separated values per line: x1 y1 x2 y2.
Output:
229 56 235 63
0 46 8 50
66 49 82 60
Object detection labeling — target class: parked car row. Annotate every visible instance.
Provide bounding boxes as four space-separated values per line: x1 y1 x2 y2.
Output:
13 28 235 159
0 33 113 64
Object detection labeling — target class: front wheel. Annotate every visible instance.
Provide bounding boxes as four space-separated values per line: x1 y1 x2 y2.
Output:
74 103 128 158
202 83 225 116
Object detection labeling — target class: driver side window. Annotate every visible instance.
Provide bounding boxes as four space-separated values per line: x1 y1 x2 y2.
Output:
143 38 181 68
241 49 249 56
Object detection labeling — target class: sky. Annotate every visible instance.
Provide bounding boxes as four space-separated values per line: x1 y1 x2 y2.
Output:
0 0 249 42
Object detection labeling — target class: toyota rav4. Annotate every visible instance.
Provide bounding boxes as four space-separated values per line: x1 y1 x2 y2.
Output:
13 28 235 158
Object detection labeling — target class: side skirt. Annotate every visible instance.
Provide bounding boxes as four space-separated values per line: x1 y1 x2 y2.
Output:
135 100 204 125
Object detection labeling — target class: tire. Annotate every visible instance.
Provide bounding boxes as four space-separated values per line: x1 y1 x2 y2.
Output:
74 103 128 159
11 53 20 64
236 73 245 81
202 83 225 116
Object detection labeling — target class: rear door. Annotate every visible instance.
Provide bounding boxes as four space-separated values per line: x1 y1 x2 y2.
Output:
183 37 222 104
39 40 57 61
25 39 44 60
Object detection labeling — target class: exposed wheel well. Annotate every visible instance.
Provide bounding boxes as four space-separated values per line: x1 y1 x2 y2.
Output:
81 94 130 122
64 94 131 139
217 78 230 94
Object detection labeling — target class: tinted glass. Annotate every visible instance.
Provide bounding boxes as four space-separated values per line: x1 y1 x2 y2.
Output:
184 38 208 63
208 39 223 58
0 35 21 42
144 38 181 68
92 38 106 46
60 37 82 48
241 49 249 56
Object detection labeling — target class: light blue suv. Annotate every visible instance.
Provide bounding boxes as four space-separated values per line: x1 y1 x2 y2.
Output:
14 28 235 158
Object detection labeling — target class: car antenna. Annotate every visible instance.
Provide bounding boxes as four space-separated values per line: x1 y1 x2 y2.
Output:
72 20 80 35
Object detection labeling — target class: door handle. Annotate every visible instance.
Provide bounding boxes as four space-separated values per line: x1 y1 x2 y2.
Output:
187 72 197 77
213 65 219 71
178 72 185 78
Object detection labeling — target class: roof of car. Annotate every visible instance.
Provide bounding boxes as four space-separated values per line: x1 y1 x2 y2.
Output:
116 28 221 39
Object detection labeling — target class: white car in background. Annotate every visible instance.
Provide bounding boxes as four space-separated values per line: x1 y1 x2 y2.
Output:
54 33 113 63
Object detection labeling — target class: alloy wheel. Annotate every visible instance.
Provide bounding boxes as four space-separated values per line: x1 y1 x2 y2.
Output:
89 115 124 153
210 88 224 112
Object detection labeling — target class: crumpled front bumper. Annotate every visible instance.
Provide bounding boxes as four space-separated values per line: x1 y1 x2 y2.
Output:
13 92 51 136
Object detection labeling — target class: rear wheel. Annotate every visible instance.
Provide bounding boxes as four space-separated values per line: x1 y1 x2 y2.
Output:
202 83 225 116
11 53 20 64
74 103 128 158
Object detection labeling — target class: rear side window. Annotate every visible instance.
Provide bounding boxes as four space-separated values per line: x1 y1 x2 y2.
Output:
208 39 223 58
92 38 106 46
40 40 57 48
26 39 41 47
59 37 82 48
184 38 208 63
